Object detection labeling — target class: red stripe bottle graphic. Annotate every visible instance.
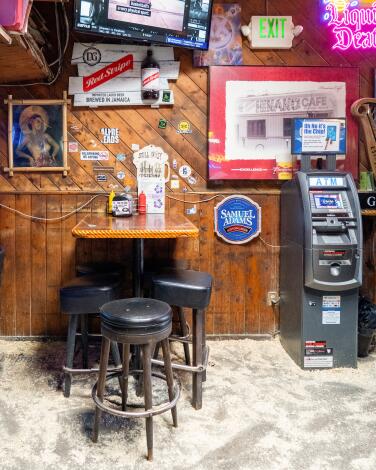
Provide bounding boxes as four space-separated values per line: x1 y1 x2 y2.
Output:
141 49 160 101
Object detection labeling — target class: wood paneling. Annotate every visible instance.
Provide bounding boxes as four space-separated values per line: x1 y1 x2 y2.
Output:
0 0 374 336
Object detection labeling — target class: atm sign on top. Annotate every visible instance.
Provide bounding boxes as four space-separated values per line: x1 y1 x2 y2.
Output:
309 177 345 187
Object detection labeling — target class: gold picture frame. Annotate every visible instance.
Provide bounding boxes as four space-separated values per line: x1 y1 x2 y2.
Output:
4 92 70 176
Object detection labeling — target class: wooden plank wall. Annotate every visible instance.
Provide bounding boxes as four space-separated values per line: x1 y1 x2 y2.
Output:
0 0 375 336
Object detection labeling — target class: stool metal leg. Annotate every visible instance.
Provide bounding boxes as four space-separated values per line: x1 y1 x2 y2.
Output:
110 341 124 392
202 311 207 383
192 309 204 410
93 337 111 443
80 315 89 370
110 341 122 366
161 339 178 427
142 343 153 461
64 314 79 398
122 343 130 412
153 342 161 360
177 307 191 366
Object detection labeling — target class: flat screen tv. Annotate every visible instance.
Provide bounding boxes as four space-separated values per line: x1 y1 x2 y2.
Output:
74 0 213 50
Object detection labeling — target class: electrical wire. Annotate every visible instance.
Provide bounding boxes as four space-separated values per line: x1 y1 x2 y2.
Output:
0 3 67 88
48 2 69 67
166 194 220 204
0 194 106 222
0 189 283 248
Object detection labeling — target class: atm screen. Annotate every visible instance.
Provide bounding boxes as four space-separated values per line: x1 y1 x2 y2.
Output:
314 193 343 209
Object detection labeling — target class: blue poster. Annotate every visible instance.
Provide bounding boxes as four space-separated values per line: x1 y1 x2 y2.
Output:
292 118 346 155
214 196 261 244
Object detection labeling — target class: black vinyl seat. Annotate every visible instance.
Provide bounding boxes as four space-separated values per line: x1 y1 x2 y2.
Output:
76 261 124 277
60 274 122 397
152 270 212 310
93 297 178 461
100 298 172 334
152 269 213 410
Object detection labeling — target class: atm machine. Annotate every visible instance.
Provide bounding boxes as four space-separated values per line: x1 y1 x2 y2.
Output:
280 120 363 369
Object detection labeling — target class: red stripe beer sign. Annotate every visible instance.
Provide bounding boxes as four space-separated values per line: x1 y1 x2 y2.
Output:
83 54 134 92
214 195 261 244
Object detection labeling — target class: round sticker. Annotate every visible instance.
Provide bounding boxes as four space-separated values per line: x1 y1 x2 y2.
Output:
179 165 192 178
188 175 197 185
117 171 126 180
215 196 261 245
83 47 102 66
177 121 192 134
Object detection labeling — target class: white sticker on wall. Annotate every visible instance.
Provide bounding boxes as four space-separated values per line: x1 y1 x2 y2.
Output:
101 128 120 144
68 142 79 153
186 206 197 215
81 151 109 161
188 175 197 185
117 171 126 180
179 165 192 178
131 144 140 151
171 180 180 189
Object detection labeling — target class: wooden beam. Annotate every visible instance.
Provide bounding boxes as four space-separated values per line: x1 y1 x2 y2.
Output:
0 26 12 46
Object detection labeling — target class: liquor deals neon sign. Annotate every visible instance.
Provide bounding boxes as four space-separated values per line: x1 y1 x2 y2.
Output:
323 0 376 50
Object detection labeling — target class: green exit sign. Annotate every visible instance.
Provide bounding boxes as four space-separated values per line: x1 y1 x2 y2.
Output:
251 16 294 49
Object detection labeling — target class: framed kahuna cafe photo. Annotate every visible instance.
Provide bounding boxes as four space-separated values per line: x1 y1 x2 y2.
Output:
4 93 70 176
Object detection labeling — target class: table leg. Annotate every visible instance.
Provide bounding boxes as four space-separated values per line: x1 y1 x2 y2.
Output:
133 238 144 298
133 238 144 395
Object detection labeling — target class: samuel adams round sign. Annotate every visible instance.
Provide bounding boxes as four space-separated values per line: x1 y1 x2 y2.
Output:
214 196 261 244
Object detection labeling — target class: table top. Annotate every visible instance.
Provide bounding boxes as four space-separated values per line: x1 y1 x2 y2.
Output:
72 213 199 239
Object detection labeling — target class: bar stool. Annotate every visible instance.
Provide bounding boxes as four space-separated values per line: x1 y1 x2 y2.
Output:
151 269 212 410
76 261 124 277
93 298 179 461
60 274 122 397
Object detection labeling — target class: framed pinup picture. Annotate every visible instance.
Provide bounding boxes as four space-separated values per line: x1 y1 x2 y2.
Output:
208 66 360 180
4 93 70 176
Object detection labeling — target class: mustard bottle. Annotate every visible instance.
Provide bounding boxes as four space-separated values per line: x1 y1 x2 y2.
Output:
107 190 115 214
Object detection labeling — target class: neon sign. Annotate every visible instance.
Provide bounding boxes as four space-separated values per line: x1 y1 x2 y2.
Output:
323 1 376 50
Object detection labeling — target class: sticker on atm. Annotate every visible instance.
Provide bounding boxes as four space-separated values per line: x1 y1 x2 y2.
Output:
322 309 341 325
323 296 341 308
304 341 333 368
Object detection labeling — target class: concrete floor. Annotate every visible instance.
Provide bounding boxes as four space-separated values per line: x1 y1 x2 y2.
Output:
0 338 376 470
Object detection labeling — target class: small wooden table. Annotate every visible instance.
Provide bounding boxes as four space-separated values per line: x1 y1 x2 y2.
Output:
72 213 199 382
72 213 199 296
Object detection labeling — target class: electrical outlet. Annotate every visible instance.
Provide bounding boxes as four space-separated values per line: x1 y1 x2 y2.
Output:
267 291 279 306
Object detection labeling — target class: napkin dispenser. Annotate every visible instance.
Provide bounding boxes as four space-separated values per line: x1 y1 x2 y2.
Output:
133 145 170 214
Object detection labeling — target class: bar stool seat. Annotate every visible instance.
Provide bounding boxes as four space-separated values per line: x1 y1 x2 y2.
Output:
93 298 179 461
152 270 212 309
152 269 213 410
60 274 122 397
76 261 124 277
100 298 172 333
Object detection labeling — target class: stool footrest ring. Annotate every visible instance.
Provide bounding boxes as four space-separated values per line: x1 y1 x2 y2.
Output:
92 370 180 419
63 365 123 375
151 345 209 373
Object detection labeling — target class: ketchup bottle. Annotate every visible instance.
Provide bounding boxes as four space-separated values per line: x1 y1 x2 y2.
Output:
138 191 147 214
141 50 160 101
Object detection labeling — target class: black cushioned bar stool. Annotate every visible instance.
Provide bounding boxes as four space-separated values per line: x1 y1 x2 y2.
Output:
93 298 179 461
60 274 122 397
76 261 124 277
152 269 212 410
